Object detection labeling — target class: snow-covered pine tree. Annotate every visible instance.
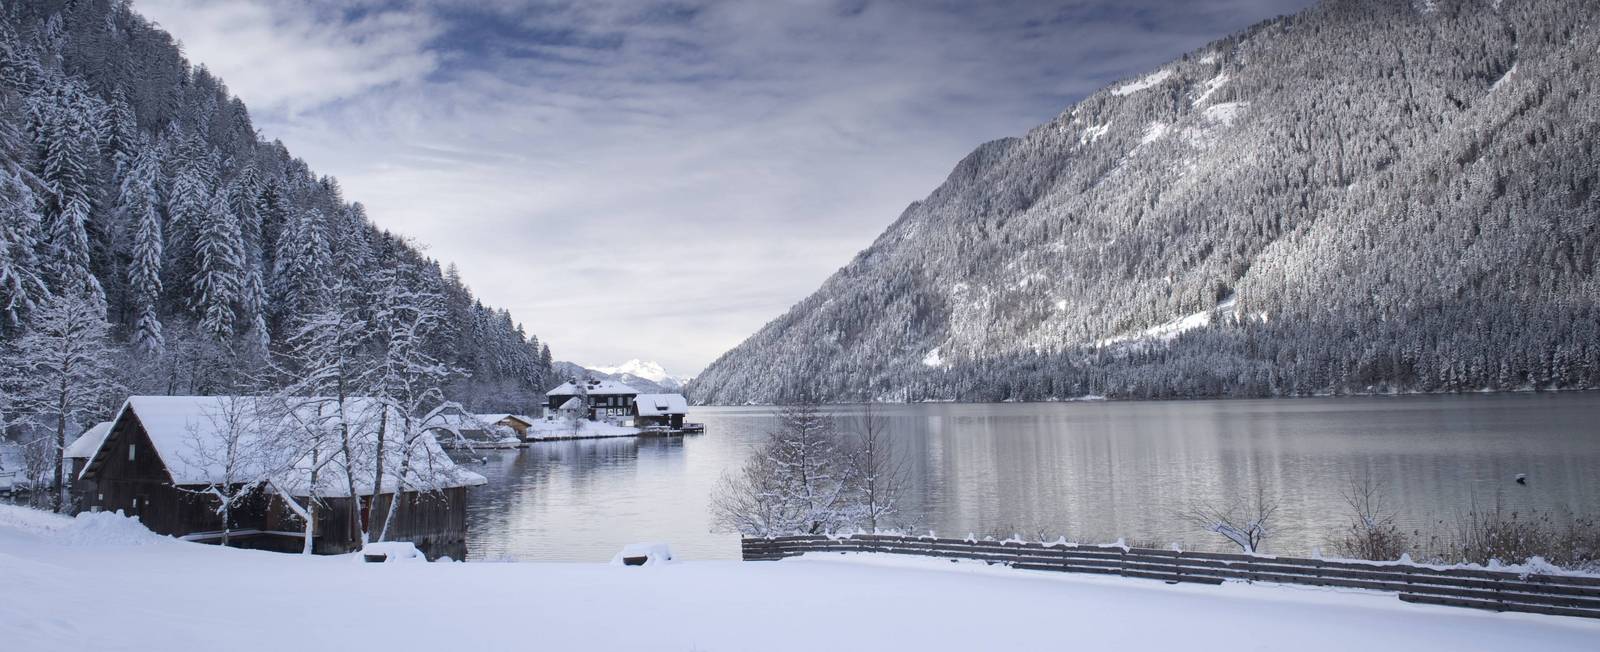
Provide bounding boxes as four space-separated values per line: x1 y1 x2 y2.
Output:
31 77 104 311
120 138 164 356
191 182 242 342
164 132 213 302
4 291 122 512
270 206 330 326
0 167 47 330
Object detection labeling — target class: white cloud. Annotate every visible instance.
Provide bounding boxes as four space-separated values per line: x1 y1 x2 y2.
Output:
129 0 1317 375
134 0 441 116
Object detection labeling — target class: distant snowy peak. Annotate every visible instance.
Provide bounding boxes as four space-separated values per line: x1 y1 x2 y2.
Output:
579 359 691 389
589 359 686 389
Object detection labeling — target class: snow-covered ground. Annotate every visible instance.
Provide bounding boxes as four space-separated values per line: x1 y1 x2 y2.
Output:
2 506 1597 651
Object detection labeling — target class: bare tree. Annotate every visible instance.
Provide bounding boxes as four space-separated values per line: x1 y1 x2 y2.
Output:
174 397 283 547
1331 476 1408 561
1182 485 1279 553
711 398 850 535
5 291 122 511
843 403 909 531
367 270 456 538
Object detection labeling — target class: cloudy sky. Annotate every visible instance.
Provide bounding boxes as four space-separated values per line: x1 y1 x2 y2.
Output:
132 0 1314 376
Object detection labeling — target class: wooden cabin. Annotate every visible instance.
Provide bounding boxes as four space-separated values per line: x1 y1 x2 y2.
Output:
74 396 487 559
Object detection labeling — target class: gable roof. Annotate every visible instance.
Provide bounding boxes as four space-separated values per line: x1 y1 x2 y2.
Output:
477 414 533 427
557 397 586 411
546 379 638 397
634 394 688 416
82 396 485 496
64 421 114 461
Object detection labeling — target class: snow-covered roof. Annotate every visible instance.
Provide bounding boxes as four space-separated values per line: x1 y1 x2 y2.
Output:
83 396 485 495
476 414 532 426
64 422 114 461
634 394 688 417
546 379 638 397
557 397 586 411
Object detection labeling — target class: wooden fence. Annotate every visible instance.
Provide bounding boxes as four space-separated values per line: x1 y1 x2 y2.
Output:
741 534 1600 620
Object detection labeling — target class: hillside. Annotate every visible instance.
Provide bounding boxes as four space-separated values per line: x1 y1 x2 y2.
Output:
0 1 553 412
690 0 1600 404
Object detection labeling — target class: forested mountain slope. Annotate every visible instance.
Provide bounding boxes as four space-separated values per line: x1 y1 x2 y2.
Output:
691 0 1600 404
0 0 554 412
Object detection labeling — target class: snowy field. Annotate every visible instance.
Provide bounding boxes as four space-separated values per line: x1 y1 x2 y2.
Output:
2 506 1597 651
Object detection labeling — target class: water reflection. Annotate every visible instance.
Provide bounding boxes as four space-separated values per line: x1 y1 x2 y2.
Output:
464 393 1600 561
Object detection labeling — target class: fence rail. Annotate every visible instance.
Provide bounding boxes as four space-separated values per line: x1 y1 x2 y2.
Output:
741 534 1600 620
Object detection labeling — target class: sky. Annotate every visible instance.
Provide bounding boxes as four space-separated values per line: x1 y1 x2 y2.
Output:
131 0 1316 377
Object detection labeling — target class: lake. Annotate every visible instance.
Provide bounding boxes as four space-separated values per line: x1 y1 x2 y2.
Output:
462 393 1600 562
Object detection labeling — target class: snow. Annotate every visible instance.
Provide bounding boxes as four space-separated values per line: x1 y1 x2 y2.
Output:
1203 101 1250 126
588 359 685 388
922 347 945 368
1198 53 1218 65
546 379 639 397
611 542 674 566
62 421 113 461
1139 121 1169 145
633 393 688 416
1491 63 1517 91
1097 296 1238 348
1194 73 1230 104
1080 122 1111 144
359 541 425 563
1112 69 1173 96
2 506 1597 651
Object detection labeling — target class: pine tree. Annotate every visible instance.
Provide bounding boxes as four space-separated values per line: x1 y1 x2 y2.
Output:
0 168 48 330
191 185 242 341
32 79 105 311
121 140 164 356
271 207 331 324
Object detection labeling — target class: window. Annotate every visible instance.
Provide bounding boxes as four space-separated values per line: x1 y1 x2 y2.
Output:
128 444 136 461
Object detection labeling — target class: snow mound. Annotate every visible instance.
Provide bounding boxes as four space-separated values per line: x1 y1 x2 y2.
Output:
1080 122 1111 144
359 541 426 563
611 542 674 567
1112 69 1172 96
59 510 168 547
1203 101 1250 126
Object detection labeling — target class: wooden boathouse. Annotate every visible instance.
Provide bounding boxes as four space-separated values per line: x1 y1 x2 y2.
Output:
73 396 486 559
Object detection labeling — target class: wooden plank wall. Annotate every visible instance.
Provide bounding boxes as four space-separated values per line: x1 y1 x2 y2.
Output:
741 534 1600 620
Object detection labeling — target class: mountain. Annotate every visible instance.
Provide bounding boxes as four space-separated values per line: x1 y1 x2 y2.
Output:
589 359 687 391
689 0 1600 405
552 360 687 395
0 1 554 412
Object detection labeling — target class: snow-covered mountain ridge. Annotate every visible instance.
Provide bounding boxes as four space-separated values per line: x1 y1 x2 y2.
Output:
690 0 1600 404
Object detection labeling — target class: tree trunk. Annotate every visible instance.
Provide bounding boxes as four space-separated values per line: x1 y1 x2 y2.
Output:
367 408 388 539
302 449 319 555
53 376 67 513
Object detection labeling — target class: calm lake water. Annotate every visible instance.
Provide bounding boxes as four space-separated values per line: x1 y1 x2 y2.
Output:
462 393 1600 562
